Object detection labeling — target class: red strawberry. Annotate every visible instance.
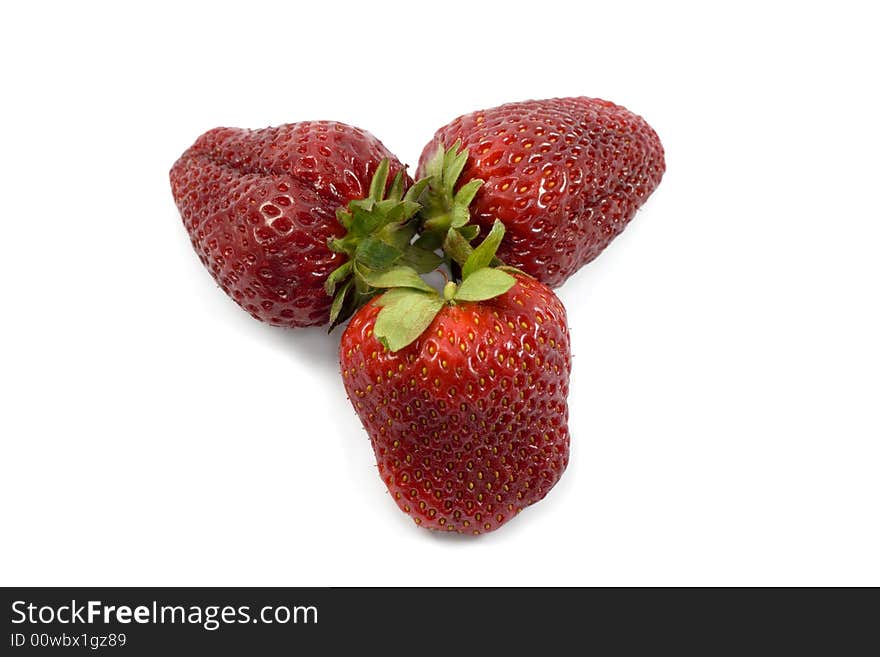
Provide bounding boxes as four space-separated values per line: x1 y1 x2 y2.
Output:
339 222 571 533
416 97 665 287
170 121 424 327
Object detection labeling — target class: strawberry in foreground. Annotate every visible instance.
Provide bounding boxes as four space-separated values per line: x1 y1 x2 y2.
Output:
417 97 665 287
340 221 571 533
170 122 435 328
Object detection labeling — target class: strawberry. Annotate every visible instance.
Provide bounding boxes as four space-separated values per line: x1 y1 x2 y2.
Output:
339 221 571 533
170 121 434 328
416 97 665 287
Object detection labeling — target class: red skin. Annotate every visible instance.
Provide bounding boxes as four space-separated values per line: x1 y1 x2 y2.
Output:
418 97 665 287
170 122 408 327
340 274 571 534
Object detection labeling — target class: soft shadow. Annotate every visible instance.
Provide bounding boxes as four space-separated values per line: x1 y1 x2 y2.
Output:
423 528 489 544
258 322 344 372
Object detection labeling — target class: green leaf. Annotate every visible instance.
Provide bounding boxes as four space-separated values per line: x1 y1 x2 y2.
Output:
375 198 403 216
458 224 480 241
329 279 353 326
374 289 445 352
423 144 446 180
400 200 421 219
496 264 527 276
369 159 390 201
443 146 468 193
450 204 470 228
349 207 384 237
327 236 350 254
404 178 431 204
454 268 516 302
443 227 473 267
348 197 375 213
454 178 483 208
388 171 404 202
359 265 435 293
414 231 443 252
335 207 352 229
324 260 352 295
462 219 506 279
401 245 444 273
355 237 402 270
383 221 417 251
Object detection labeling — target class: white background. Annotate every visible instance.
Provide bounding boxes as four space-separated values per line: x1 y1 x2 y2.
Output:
1 1 878 586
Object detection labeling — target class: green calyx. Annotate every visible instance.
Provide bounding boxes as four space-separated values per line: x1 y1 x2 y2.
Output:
326 143 522 352
325 160 440 329
372 219 517 352
413 140 485 253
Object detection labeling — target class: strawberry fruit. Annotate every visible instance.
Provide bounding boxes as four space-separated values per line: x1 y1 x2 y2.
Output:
170 121 430 327
417 97 665 287
339 222 571 533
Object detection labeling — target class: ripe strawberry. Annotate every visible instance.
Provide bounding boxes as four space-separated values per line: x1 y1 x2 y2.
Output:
416 97 665 287
170 121 426 327
339 222 571 533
